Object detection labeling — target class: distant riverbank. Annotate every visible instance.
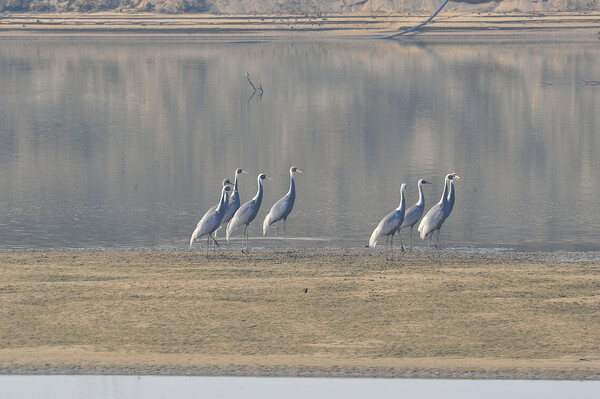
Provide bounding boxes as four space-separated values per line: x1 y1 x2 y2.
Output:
0 12 599 38
1 249 598 379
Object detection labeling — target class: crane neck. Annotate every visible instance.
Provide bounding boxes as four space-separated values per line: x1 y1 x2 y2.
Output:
234 174 239 193
288 172 296 197
416 182 425 206
253 177 264 204
447 180 455 205
396 187 406 212
440 177 450 205
216 187 229 213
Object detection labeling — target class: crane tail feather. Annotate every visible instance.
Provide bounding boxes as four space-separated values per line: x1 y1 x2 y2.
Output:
190 227 200 248
226 218 238 242
369 228 380 248
226 221 232 242
263 213 273 236
417 219 429 240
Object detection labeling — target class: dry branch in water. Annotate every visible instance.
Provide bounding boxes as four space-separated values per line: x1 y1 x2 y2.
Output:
245 72 264 93
376 0 451 39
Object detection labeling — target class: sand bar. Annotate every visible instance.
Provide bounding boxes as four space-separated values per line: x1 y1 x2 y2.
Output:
0 249 598 378
0 12 599 38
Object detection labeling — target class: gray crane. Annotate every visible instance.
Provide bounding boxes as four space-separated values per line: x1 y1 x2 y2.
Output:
263 166 302 248
223 168 247 225
212 168 247 237
190 180 232 256
399 179 432 252
226 173 270 252
445 176 458 218
418 173 460 255
368 183 407 260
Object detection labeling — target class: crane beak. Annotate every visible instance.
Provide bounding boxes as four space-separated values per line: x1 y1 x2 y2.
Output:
297 170 303 174
242 170 248 174
454 175 461 180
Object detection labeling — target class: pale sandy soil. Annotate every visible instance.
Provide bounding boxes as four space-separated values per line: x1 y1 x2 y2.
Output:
0 12 599 38
0 249 598 378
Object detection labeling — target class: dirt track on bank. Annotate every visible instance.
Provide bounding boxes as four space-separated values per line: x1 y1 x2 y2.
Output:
0 249 598 378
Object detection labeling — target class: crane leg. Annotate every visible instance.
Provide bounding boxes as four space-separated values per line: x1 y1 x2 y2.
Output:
206 236 210 257
409 227 413 252
246 225 251 253
399 232 405 254
283 219 287 249
247 226 251 252
275 222 279 249
242 225 248 253
427 234 433 258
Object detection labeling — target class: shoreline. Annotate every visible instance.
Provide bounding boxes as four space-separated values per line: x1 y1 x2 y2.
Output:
1 249 598 379
0 12 599 39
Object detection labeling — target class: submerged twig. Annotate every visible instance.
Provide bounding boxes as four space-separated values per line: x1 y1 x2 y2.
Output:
375 0 451 39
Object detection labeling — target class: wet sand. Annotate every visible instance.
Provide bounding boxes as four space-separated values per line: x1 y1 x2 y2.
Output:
0 12 599 39
0 249 598 379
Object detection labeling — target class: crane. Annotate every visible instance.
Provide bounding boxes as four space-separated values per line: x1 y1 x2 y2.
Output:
190 181 232 256
418 173 459 255
226 173 270 252
212 168 247 237
399 179 432 252
263 166 302 249
369 183 407 260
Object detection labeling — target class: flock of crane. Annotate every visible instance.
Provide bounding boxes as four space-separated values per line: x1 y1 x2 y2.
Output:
190 167 459 258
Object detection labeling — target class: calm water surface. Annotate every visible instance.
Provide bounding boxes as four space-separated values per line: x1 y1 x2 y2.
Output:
2 376 599 399
1 37 599 251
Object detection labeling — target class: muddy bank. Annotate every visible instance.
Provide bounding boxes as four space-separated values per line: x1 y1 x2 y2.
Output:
0 12 599 38
0 249 598 378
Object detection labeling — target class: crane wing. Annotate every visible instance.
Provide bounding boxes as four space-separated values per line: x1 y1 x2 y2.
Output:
418 203 444 239
226 199 257 239
401 203 423 229
190 209 221 246
263 195 292 234
369 209 402 247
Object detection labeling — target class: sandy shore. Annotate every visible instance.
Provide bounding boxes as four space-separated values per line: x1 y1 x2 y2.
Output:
0 12 599 39
0 249 598 378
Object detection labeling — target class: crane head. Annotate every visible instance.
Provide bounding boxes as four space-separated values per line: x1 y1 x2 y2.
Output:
259 173 271 180
419 179 432 185
222 178 233 186
236 168 247 175
224 186 231 192
291 166 303 174
452 173 460 180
